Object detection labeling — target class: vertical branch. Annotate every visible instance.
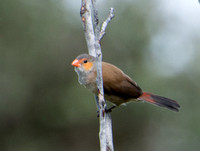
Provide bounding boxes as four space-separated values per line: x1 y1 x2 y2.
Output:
92 1 114 151
91 0 99 27
80 0 114 151
80 0 96 57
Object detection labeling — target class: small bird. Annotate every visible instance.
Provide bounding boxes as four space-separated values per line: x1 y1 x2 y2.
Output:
72 54 180 112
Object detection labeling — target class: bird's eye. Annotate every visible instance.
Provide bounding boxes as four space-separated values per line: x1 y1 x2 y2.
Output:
83 60 87 63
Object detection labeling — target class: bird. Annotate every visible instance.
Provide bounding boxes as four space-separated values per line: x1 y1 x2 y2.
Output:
71 54 180 112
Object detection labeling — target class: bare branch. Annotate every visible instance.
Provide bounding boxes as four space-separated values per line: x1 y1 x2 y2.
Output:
91 1 114 151
80 1 114 151
91 0 99 27
80 0 96 57
100 8 115 41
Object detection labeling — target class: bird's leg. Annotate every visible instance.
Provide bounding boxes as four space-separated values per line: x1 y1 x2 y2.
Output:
96 105 116 117
95 95 101 117
95 95 116 117
95 95 100 110
105 105 116 113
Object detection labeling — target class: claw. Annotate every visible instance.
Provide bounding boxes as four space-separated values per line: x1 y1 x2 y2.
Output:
105 105 116 113
97 110 99 117
96 105 116 117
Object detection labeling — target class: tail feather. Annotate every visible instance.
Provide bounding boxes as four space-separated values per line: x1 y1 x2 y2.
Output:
139 92 180 112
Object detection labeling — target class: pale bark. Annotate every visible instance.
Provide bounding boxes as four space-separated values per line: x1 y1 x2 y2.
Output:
80 0 114 150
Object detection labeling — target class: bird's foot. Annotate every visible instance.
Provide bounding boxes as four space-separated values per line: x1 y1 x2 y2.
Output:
97 105 116 117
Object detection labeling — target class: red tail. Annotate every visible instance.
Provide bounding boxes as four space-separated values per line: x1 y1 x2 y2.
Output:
138 92 180 112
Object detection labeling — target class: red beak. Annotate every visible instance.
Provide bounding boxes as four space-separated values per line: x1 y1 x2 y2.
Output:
72 59 81 67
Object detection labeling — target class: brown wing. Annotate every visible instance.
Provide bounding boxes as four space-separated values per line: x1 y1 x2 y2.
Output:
102 62 143 105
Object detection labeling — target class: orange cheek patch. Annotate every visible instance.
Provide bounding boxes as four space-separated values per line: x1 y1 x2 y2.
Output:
83 62 93 71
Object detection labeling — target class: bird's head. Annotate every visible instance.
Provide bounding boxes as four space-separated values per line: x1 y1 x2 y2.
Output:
72 54 96 74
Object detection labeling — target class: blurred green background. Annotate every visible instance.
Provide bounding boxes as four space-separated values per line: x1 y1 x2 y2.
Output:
1 0 200 151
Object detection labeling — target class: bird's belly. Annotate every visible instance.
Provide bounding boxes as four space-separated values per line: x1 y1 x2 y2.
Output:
85 82 98 94
104 94 133 106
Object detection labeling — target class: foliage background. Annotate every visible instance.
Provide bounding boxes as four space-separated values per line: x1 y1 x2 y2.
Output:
1 0 200 151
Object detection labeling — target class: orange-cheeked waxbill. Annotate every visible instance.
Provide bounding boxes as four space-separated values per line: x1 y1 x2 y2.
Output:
72 54 180 112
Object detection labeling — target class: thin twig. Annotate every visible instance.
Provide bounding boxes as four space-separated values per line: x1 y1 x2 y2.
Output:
100 8 115 41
